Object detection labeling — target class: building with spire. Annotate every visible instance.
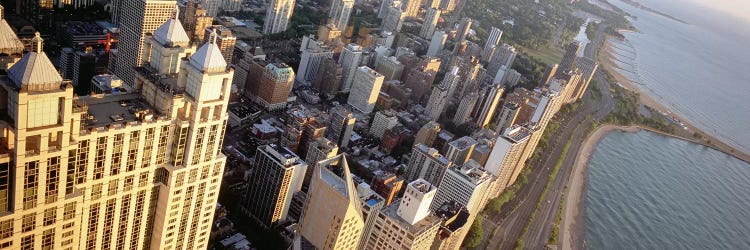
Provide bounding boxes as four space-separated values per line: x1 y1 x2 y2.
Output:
0 4 24 71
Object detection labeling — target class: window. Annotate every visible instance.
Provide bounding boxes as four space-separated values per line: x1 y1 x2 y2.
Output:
27 98 60 128
23 161 39 209
41 228 55 250
22 213 35 232
63 202 76 220
46 156 60 204
0 219 12 239
43 208 56 226
20 235 34 250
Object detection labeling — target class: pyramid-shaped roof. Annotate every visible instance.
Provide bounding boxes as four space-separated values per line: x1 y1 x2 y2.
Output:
153 10 190 46
189 29 227 72
7 33 62 88
0 5 24 55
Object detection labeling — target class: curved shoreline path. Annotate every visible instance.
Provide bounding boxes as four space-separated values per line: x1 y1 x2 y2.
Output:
559 125 638 250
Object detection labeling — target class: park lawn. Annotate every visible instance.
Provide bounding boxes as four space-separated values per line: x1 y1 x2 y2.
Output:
520 45 565 66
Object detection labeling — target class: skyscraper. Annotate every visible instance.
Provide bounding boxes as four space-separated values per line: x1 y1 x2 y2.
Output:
425 84 450 121
415 121 441 147
445 136 478 165
347 66 385 114
199 0 220 16
482 27 503 60
420 8 441 39
453 91 480 125
252 63 295 111
242 145 307 227
339 43 363 92
313 58 344 95
0 19 232 249
370 109 399 138
405 144 453 186
382 5 406 33
362 179 442 250
427 30 448 57
485 125 532 197
297 36 334 85
487 43 517 77
204 25 237 63
299 155 365 250
453 18 472 54
263 0 296 34
570 57 599 101
329 0 354 30
403 0 421 18
374 56 405 81
558 41 583 75
115 0 176 86
325 106 356 148
371 172 405 206
473 84 505 127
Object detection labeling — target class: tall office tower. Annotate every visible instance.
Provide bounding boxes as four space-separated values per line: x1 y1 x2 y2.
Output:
362 179 441 250
204 26 236 63
495 103 521 132
405 144 453 186
431 161 491 248
514 89 565 174
487 43 517 76
415 121 441 147
472 84 504 127
558 41 583 75
313 58 344 95
198 0 220 16
329 0 354 30
254 63 295 111
425 84 450 121
403 0 421 18
445 136 478 165
303 137 338 187
420 8 441 39
503 69 522 87
432 201 471 250
339 43 363 91
71 49 99 94
439 0 457 13
378 0 393 18
541 63 559 86
300 155 365 250
356 185 386 250
453 18 472 54
298 121 327 159
371 172 405 206
111 0 124 25
263 0 296 34
370 109 399 138
297 36 334 85
347 66 385 114
0 23 231 250
0 5 24 71
382 5 406 33
222 0 244 12
242 145 307 227
427 30 448 57
482 27 503 61
375 56 405 81
181 1 213 41
453 91 479 125
325 106 356 148
485 125 532 197
570 57 599 101
116 0 176 86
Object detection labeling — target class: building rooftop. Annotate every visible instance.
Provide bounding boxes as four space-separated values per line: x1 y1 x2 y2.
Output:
434 201 470 232
382 199 441 235
80 93 159 129
503 125 531 143
154 14 190 46
448 136 478 150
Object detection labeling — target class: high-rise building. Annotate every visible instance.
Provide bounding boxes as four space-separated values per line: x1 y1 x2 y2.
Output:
180 0 214 41
0 5 24 71
347 66 385 114
0 19 232 249
297 36 334 85
482 27 503 61
374 56 404 81
439 0 457 13
199 0 220 16
541 63 559 86
485 125 532 197
453 18 472 54
242 145 307 227
420 8 441 39
370 110 399 138
405 144 453 186
570 57 599 101
415 121 441 148
325 106 356 148
222 0 243 12
453 91 479 125
362 179 442 250
382 5 406 33
303 137 338 188
487 43 517 77
403 0 421 18
427 30 448 57
263 0 296 34
251 62 295 111
495 103 521 132
204 25 236 63
425 84 450 121
432 201 471 250
115 0 176 86
445 136 478 165
377 0 395 19
558 41 583 75
329 0 354 30
371 171 405 206
313 58 343 95
473 84 505 127
317 23 342 42
339 43 363 91
431 161 491 218
299 155 365 250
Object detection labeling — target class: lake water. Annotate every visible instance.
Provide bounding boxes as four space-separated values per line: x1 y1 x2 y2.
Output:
584 0 750 248
584 131 750 249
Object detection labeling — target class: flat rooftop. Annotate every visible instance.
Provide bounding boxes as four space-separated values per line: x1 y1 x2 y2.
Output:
382 201 441 235
80 93 160 129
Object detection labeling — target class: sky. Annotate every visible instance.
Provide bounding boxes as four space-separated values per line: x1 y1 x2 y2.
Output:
690 0 750 24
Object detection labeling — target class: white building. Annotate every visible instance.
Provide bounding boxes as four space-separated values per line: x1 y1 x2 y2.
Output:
347 66 385 114
420 8 441 39
370 110 399 139
297 36 334 85
405 144 453 186
427 30 447 57
329 0 354 29
263 0 296 34
339 43 363 91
